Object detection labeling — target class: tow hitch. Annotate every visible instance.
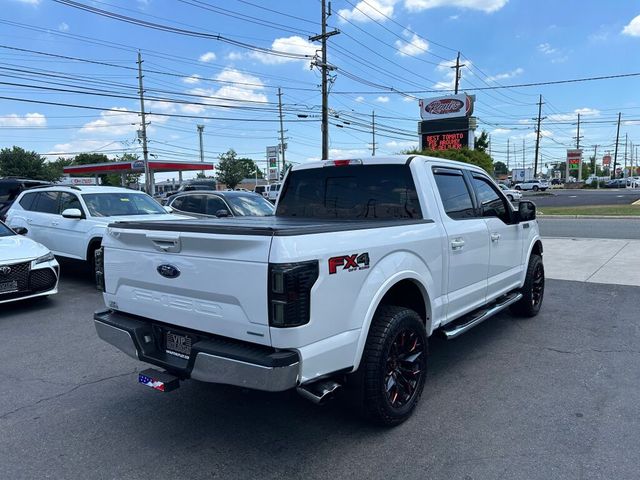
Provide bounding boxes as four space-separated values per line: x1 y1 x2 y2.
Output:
138 368 180 392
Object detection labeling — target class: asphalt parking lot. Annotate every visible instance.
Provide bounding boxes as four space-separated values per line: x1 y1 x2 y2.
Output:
1 260 639 479
523 189 640 207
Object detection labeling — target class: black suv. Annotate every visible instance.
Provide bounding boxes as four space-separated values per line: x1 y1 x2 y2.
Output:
0 178 50 221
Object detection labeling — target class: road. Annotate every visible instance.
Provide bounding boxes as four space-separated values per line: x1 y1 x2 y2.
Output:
1 262 639 479
523 188 640 207
538 217 640 240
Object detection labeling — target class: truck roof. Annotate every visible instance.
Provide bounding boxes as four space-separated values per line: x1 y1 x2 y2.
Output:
291 154 487 175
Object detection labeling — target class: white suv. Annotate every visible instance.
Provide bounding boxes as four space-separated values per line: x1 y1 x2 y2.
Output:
6 186 187 263
514 179 549 192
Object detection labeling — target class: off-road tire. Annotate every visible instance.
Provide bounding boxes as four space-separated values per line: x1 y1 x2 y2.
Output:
510 254 544 317
358 306 428 426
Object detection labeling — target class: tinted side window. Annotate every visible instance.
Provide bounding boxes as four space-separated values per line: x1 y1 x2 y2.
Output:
59 192 82 213
433 172 475 220
205 196 228 215
19 192 37 211
176 195 205 214
33 191 60 214
472 176 510 223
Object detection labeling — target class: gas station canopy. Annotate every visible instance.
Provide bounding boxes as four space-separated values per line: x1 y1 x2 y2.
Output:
63 160 214 175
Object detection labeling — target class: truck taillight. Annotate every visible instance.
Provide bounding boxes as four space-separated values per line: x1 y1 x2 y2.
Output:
268 261 318 328
95 247 105 292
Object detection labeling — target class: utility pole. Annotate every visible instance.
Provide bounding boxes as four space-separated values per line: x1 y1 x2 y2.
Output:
277 87 286 176
593 144 599 189
197 124 205 176
310 0 339 160
576 113 584 181
507 138 510 172
522 138 525 172
623 133 628 176
533 94 545 178
450 51 465 94
137 51 151 194
612 112 621 178
371 110 376 156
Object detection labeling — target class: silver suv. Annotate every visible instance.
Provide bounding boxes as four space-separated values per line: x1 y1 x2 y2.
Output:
514 179 549 192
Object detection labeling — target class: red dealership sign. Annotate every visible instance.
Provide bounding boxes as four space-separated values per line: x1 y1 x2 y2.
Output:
602 154 611 166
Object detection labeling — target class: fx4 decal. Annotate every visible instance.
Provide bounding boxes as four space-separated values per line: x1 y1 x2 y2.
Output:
328 253 370 275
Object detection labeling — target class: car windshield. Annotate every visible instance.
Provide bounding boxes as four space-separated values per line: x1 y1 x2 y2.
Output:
82 192 166 217
0 221 15 237
225 194 275 216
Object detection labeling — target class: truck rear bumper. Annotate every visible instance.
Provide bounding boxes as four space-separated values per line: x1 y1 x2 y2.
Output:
94 309 299 392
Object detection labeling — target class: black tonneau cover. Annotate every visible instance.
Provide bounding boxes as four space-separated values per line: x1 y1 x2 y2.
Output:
110 217 432 237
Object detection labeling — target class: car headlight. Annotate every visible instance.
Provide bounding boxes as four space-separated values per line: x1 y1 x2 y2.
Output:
34 252 55 264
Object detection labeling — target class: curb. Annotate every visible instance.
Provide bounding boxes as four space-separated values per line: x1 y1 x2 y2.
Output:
538 215 640 220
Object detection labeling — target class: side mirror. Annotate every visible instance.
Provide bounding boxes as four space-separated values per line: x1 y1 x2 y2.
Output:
164 206 174 213
61 208 83 219
215 209 230 218
13 226 28 235
518 200 536 222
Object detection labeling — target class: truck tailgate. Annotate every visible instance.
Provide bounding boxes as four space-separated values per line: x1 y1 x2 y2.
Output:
102 224 273 346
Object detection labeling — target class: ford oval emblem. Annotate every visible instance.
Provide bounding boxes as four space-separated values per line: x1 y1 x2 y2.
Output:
157 264 180 279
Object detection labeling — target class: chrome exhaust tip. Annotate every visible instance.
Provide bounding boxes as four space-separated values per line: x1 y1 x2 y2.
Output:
297 380 341 405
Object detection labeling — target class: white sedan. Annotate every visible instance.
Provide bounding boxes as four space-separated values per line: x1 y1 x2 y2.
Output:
498 184 523 202
0 220 59 304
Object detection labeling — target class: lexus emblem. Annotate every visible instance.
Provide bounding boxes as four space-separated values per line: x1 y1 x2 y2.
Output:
157 264 180 279
0 266 11 275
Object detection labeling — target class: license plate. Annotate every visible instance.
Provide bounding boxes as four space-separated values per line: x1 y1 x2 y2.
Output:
165 331 192 359
0 280 18 294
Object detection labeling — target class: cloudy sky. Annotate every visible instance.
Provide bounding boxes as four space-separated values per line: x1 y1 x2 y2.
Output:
2 0 640 180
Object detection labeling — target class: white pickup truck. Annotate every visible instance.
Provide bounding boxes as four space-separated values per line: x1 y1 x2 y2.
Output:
94 156 544 425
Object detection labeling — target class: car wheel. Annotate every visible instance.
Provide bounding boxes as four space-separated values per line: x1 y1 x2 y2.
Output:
357 306 428 426
511 254 544 318
515 185 521 190
507 194 514 201
532 185 539 191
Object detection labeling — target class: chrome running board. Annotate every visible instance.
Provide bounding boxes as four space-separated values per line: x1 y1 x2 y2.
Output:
442 292 523 340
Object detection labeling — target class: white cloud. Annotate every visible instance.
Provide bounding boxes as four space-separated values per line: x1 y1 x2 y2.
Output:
486 67 523 82
12 0 40 4
250 36 316 66
226 51 244 61
525 129 553 140
537 42 557 55
0 112 46 127
491 128 511 135
355 96 365 103
622 14 640 37
181 68 268 114
385 140 417 149
78 108 139 136
517 119 531 125
338 0 398 23
394 31 429 56
449 14 460 19
146 100 176 113
548 107 599 122
403 96 415 102
404 0 508 13
328 148 369 158
183 74 201 85
58 22 69 32
199 51 217 63
376 96 390 103
46 140 126 157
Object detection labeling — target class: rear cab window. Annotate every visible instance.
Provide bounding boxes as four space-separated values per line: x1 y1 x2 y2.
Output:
276 164 422 219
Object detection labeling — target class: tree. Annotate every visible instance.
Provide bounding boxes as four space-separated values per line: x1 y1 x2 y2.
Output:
494 161 508 175
0 146 62 181
43 156 73 182
474 130 490 153
114 153 142 186
403 147 494 174
215 149 246 189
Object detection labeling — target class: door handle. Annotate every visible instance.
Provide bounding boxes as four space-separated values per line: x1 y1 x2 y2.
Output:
491 233 501 242
450 238 465 251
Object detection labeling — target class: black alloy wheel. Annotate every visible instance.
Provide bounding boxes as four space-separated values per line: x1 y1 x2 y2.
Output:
384 329 424 409
511 254 544 317
531 262 544 307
